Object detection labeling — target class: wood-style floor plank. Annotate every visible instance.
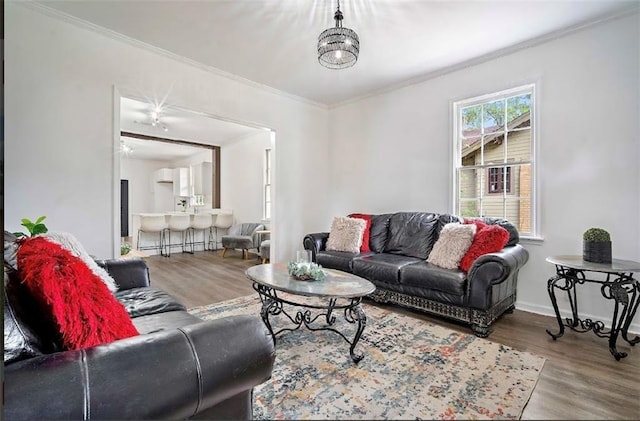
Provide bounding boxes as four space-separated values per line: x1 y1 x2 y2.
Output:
144 251 640 420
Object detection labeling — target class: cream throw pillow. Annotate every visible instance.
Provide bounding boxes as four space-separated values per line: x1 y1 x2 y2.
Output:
427 223 477 270
43 231 119 293
326 216 367 254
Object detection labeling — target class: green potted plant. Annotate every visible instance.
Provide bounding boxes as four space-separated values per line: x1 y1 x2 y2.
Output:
13 216 48 238
583 227 611 264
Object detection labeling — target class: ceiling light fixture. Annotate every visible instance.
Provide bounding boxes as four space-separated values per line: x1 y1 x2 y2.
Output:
120 140 133 154
149 109 168 132
317 0 359 69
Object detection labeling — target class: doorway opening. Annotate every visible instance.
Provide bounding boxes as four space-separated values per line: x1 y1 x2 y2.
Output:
113 91 276 261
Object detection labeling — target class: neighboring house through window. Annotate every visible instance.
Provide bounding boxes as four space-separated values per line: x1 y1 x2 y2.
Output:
452 84 537 237
264 148 271 220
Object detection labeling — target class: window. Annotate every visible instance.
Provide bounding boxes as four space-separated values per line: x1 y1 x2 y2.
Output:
453 84 536 237
488 167 511 193
263 148 272 220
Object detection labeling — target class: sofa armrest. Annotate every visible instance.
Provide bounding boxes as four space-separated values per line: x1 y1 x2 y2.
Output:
466 244 529 310
303 232 330 262
95 258 151 290
3 315 275 420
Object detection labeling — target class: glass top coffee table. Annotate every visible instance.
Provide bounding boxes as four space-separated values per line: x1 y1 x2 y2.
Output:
245 263 376 363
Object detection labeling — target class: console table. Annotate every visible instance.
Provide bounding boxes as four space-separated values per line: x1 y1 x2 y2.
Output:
545 255 640 360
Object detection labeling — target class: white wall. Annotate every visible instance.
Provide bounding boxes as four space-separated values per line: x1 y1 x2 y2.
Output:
5 3 330 263
220 131 271 225
120 157 174 233
328 14 640 331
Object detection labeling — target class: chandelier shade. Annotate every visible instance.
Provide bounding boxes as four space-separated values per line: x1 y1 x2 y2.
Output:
317 1 359 69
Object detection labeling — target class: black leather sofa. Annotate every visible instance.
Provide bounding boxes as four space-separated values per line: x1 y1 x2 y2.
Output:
3 255 275 420
304 212 529 337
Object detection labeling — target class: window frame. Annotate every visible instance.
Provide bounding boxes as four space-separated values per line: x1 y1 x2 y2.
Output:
451 84 539 239
263 148 272 220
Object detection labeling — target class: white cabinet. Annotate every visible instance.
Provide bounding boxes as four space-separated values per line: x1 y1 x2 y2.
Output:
154 168 174 183
173 167 190 197
192 162 212 195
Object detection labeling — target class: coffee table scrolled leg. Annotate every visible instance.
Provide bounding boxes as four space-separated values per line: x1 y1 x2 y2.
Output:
254 283 280 345
345 298 367 364
326 298 337 325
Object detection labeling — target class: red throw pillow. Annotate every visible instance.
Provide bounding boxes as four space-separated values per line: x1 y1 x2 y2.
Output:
459 224 510 272
463 218 488 232
348 213 372 252
17 237 139 350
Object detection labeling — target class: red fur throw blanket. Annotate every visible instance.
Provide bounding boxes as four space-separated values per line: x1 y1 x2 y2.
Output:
17 236 139 350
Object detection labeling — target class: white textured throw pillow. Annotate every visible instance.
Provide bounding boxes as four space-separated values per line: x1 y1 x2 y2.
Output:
43 231 119 293
326 216 367 254
427 223 477 270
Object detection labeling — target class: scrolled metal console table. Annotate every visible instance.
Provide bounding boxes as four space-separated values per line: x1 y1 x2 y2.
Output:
545 255 640 360
245 264 376 363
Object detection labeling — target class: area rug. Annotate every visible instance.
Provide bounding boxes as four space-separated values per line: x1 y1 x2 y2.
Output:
189 295 545 420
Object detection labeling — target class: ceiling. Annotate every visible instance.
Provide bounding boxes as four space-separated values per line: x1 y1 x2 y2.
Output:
120 96 264 161
37 0 638 106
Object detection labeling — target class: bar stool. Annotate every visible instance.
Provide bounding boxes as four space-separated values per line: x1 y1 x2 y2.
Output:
210 213 233 250
167 214 193 256
189 214 214 251
137 215 168 257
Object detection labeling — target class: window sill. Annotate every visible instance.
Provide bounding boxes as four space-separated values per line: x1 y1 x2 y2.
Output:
520 236 544 245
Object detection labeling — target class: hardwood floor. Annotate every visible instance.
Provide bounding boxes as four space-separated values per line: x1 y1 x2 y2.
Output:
145 251 640 420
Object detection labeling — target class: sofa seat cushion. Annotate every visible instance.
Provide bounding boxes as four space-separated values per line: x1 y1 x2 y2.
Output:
316 251 374 273
222 236 254 250
132 311 201 335
116 287 186 319
400 262 467 296
352 254 423 284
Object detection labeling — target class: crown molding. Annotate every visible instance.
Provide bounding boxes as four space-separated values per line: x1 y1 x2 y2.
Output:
328 5 640 109
18 1 329 111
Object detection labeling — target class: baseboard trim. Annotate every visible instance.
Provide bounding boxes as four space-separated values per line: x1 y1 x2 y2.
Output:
516 300 640 336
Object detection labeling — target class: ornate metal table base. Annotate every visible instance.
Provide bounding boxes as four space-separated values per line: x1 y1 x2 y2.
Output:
253 283 367 363
546 265 640 360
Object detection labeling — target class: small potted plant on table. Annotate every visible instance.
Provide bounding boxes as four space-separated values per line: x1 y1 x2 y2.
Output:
583 227 612 264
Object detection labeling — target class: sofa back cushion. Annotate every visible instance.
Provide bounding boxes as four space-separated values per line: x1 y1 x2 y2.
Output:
383 212 440 259
4 273 47 364
369 213 393 253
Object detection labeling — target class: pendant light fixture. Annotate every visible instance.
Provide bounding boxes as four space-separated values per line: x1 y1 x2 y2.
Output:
317 0 359 69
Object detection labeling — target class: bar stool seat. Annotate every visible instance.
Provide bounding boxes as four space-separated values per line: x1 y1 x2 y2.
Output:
167 214 193 256
189 214 214 251
137 215 168 257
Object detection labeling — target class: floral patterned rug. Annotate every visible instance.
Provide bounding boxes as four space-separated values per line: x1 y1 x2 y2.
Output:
189 294 545 420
